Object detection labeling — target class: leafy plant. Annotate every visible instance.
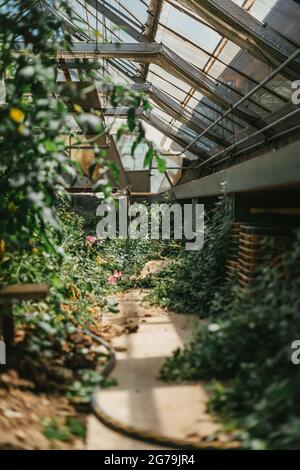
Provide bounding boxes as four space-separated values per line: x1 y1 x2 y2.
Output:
67 369 117 405
0 0 165 260
159 211 300 449
43 416 86 442
149 198 232 315
0 203 121 400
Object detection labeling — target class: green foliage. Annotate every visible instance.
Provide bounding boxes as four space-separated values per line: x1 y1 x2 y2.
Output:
150 199 232 314
113 238 181 279
160 217 300 449
43 416 86 442
0 1 75 253
0 0 165 260
67 369 117 405
110 85 165 173
0 202 123 402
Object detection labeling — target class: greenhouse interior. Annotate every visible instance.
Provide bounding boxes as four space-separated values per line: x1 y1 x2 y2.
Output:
0 0 300 453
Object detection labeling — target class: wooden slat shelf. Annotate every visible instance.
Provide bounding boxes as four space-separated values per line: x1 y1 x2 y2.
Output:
0 284 49 301
0 284 49 352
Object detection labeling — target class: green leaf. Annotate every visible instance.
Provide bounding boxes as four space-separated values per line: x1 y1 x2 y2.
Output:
143 148 154 168
156 154 166 173
51 273 64 289
116 125 127 141
66 417 86 439
107 161 120 181
143 100 152 112
131 139 139 157
88 162 97 179
127 108 136 132
43 418 72 442
44 139 57 153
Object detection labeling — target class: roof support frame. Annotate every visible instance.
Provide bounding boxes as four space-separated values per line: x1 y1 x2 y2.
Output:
84 0 148 42
101 57 232 146
176 0 300 80
53 42 266 127
148 84 229 147
142 112 209 159
141 0 164 81
100 107 209 159
72 0 288 106
75 0 300 82
158 21 289 105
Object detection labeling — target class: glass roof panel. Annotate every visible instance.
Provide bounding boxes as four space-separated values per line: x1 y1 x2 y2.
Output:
159 1 222 53
156 25 209 71
148 64 190 101
61 0 300 189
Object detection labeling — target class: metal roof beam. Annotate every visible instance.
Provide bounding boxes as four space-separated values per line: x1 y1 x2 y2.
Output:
57 42 160 61
51 42 265 127
143 112 209 159
141 0 164 80
99 107 208 159
149 84 229 147
176 0 300 80
84 0 148 42
96 83 151 93
145 0 164 41
105 59 235 146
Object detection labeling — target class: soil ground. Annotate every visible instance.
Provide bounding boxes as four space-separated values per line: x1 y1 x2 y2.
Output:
0 262 235 450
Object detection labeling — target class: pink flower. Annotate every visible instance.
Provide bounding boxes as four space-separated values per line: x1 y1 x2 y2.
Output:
107 275 118 285
107 270 124 285
114 270 124 279
86 235 97 246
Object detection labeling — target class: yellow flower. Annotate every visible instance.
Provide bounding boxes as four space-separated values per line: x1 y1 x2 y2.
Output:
9 107 25 124
96 255 107 266
73 104 82 113
95 31 102 38
32 247 39 254
0 240 6 259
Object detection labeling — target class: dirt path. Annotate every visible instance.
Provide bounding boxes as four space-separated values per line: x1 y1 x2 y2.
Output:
0 278 230 450
0 370 85 450
87 289 224 450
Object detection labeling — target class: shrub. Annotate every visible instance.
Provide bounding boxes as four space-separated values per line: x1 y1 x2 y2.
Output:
160 225 300 450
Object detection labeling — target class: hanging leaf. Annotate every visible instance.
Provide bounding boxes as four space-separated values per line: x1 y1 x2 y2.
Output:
110 87 117 107
143 148 154 168
131 139 139 157
143 100 152 112
137 122 145 140
127 108 136 132
116 125 127 141
107 161 120 181
156 154 166 173
88 161 97 180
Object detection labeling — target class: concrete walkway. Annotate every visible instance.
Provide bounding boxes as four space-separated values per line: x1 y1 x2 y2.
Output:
87 291 221 450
